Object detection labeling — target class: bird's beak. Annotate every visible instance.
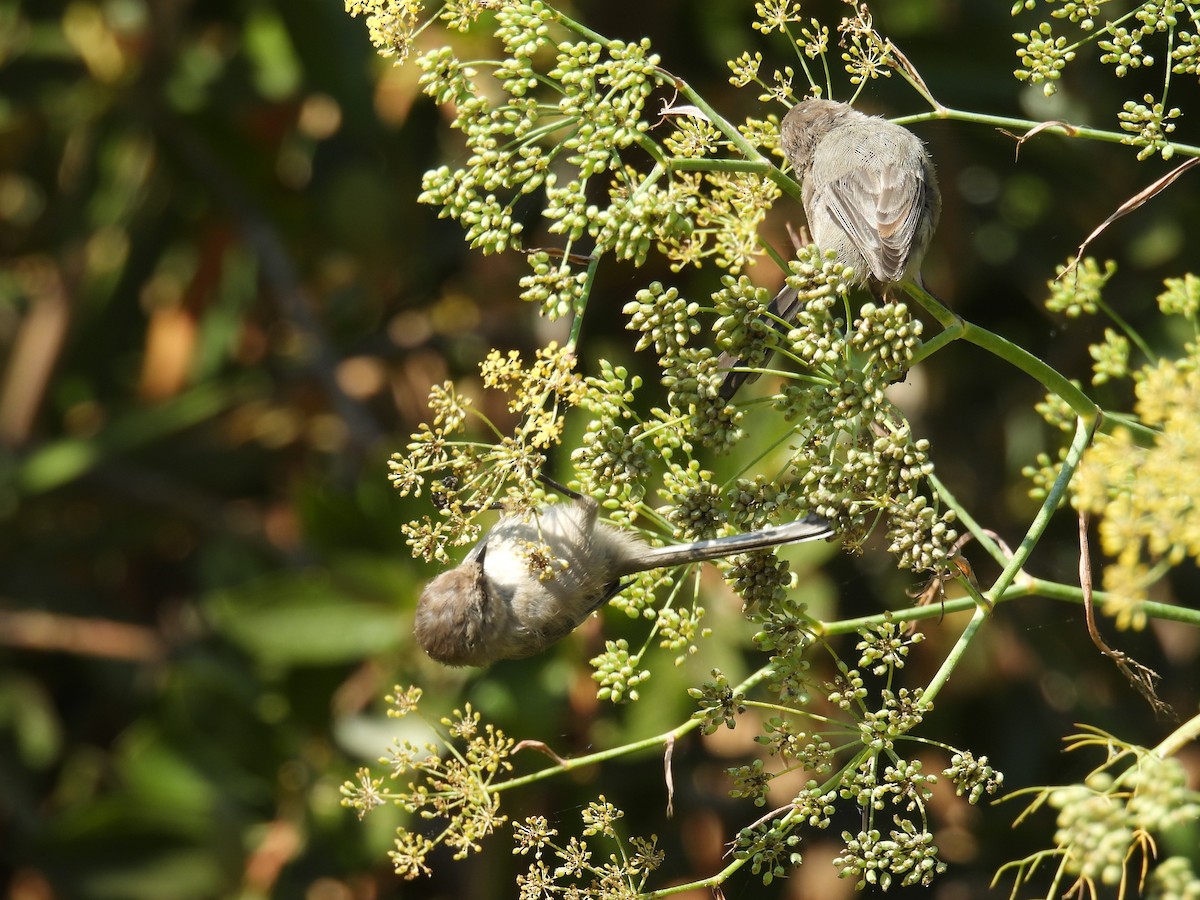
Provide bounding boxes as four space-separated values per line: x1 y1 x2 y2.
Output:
466 539 488 565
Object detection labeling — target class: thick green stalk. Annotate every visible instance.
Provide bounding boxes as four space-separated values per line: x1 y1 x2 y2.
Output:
896 106 1200 159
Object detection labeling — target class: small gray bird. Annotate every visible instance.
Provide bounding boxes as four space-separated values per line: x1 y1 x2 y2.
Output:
784 98 940 288
414 496 832 666
719 98 941 398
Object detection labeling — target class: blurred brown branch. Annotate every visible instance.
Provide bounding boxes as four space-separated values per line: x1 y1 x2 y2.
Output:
0 608 166 662
0 258 71 448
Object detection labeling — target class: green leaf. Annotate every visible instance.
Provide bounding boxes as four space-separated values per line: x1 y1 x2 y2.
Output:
204 555 411 665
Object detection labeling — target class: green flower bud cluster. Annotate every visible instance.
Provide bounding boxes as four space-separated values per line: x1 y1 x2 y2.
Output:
1051 782 1137 885
570 362 653 510
733 818 803 886
662 348 741 452
728 758 772 806
1118 93 1181 159
1013 23 1077 94
687 668 745 734
834 818 947 889
622 282 737 443
943 751 1004 805
1172 29 1200 76
1099 23 1157 75
513 797 663 897
791 785 838 828
659 462 727 540
839 5 895 86
1147 856 1200 900
1089 327 1130 384
712 274 781 376
624 282 701 359
850 301 923 385
389 343 582 562
573 418 653 504
755 716 835 773
1125 753 1199 832
856 621 924 676
1011 2 1189 157
750 591 816 702
752 1 805 35
1157 273 1200 319
856 687 925 753
1003 728 1200 898
864 759 936 812
727 475 805 527
339 689 514 880
655 604 709 663
519 251 590 319
1044 1 1104 28
725 550 794 611
590 638 652 703
826 668 868 709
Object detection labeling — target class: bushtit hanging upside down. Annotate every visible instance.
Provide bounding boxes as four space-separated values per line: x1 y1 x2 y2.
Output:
414 493 832 666
719 98 941 399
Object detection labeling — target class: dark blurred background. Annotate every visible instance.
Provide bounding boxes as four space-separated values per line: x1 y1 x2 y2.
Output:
1 1 1197 897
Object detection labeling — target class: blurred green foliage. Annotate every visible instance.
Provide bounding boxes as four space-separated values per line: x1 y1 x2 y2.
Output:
1 1 1198 899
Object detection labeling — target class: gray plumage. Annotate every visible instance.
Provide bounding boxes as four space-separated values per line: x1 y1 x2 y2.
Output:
719 99 940 399
414 498 832 666
783 98 940 288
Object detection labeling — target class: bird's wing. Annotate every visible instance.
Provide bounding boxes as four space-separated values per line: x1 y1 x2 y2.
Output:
820 152 929 284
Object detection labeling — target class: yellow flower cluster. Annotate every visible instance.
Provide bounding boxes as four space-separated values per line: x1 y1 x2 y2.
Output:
1074 350 1200 629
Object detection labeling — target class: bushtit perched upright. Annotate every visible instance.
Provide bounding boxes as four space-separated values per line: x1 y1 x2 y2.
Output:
784 98 940 290
414 495 832 666
719 98 940 398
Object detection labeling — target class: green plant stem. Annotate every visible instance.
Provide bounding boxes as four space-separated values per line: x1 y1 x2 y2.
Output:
568 251 604 348
759 236 791 273
660 74 808 207
668 155 806 206
926 472 1009 570
902 281 1097 421
921 604 989 709
993 417 1094 607
642 857 741 897
822 596 979 635
1014 577 1200 626
547 6 611 46
491 663 774 794
1097 297 1155 362
1154 710 1200 758
907 323 961 362
902 282 1159 445
781 22 820 91
894 106 1200 159
826 579 1200 635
